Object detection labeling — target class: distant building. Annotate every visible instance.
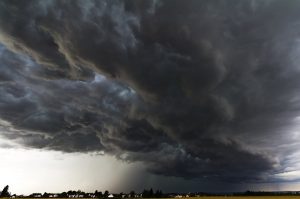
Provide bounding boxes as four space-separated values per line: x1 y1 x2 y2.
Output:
108 194 114 198
31 193 42 198
88 193 96 198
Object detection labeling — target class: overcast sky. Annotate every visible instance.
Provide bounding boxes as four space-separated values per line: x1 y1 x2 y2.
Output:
1 0 300 194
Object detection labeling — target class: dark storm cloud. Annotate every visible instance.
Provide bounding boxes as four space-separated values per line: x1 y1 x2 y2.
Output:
1 0 300 184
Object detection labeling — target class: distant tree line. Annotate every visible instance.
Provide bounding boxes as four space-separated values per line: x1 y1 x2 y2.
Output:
141 189 163 198
30 190 112 198
239 190 300 196
5 184 300 198
0 185 167 199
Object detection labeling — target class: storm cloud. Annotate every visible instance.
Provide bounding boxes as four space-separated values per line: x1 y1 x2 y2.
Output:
1 0 300 184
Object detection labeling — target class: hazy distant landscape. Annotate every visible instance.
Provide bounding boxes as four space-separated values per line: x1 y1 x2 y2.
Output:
5 197 300 199
4 185 300 199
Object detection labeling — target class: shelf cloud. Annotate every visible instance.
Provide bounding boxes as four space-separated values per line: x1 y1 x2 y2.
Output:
1 0 300 184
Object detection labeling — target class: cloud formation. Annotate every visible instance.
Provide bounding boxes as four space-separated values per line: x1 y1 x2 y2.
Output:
1 0 300 183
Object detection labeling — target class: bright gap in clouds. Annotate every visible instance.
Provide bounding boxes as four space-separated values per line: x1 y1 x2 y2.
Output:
2 134 300 194
0 145 141 195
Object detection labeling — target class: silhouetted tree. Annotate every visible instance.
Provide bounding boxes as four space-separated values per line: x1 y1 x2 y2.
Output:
95 190 103 198
154 190 163 198
142 189 148 198
0 185 10 198
141 189 147 198
129 191 135 198
104 190 109 198
142 189 154 198
60 192 68 198
67 190 76 196
149 189 153 197
43 192 50 198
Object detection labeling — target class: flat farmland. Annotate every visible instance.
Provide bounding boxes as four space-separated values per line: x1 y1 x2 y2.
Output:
195 197 300 198
190 197 300 199
10 197 300 199
177 197 300 199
